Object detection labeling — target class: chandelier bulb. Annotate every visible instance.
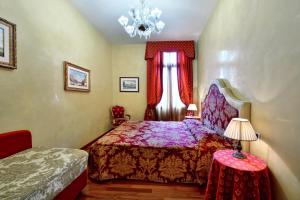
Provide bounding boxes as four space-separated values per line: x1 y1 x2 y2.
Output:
151 8 162 18
156 20 165 32
125 25 135 35
118 16 128 27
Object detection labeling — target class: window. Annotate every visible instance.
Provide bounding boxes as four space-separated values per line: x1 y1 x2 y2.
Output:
156 52 186 121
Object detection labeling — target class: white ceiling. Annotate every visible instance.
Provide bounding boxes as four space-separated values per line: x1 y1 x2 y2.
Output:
69 0 218 44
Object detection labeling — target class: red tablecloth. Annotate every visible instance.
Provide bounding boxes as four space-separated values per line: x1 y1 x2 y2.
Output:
205 150 271 200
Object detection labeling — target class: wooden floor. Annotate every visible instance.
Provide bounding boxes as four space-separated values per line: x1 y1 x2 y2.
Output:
77 179 205 200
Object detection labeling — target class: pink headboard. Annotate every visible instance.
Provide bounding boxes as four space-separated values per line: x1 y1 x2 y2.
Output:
0 130 32 159
201 84 239 135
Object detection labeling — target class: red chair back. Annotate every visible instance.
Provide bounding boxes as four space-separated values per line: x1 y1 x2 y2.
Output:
112 106 125 118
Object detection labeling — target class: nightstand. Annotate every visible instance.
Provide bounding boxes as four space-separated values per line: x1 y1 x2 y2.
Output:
205 150 271 200
184 116 201 120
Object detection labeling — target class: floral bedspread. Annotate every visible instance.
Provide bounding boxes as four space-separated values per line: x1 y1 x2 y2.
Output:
89 120 234 184
0 147 88 200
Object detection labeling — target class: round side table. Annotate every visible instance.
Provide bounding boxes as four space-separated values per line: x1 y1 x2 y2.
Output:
205 150 271 200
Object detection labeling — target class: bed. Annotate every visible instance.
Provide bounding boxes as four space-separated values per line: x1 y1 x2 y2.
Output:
0 130 88 200
89 79 251 185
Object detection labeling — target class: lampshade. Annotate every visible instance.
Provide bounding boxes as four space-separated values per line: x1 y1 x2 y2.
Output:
224 118 257 141
187 104 197 111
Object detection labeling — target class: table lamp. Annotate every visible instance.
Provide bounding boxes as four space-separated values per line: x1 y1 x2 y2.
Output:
224 118 257 159
187 104 197 116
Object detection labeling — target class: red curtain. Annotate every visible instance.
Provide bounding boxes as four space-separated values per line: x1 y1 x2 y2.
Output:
144 41 195 120
177 51 193 106
144 52 163 120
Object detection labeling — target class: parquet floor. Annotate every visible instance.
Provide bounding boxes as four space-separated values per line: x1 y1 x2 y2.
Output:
77 179 205 200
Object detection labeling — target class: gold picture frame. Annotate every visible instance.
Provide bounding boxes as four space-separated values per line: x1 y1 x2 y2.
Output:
64 61 90 92
0 17 16 69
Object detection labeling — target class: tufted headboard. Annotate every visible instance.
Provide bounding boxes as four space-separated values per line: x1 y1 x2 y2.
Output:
201 79 251 135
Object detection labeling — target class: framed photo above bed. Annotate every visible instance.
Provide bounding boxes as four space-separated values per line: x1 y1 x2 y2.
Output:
64 61 90 92
119 77 139 92
0 17 16 69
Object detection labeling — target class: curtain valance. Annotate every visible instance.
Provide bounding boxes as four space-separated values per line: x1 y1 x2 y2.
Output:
145 41 195 60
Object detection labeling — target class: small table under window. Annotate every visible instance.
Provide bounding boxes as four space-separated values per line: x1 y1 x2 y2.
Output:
184 116 201 120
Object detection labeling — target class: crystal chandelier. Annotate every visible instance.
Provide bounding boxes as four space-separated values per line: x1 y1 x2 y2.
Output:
118 0 165 39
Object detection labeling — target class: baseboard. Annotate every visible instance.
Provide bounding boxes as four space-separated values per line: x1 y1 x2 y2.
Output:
81 128 113 150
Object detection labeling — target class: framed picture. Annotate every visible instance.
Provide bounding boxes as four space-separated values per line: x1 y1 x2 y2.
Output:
64 61 90 92
119 77 139 92
0 17 16 69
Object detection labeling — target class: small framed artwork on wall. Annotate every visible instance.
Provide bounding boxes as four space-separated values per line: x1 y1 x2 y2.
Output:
119 77 139 92
64 61 90 92
0 17 16 69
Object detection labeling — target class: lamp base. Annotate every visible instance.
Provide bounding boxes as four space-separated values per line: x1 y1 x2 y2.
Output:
232 140 246 159
232 150 246 159
187 111 194 116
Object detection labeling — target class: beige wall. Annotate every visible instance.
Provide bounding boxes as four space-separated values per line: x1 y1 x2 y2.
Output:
111 44 199 120
112 44 147 120
198 0 300 199
0 0 112 148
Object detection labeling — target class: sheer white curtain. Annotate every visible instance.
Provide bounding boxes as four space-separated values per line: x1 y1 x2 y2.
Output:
156 52 186 121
